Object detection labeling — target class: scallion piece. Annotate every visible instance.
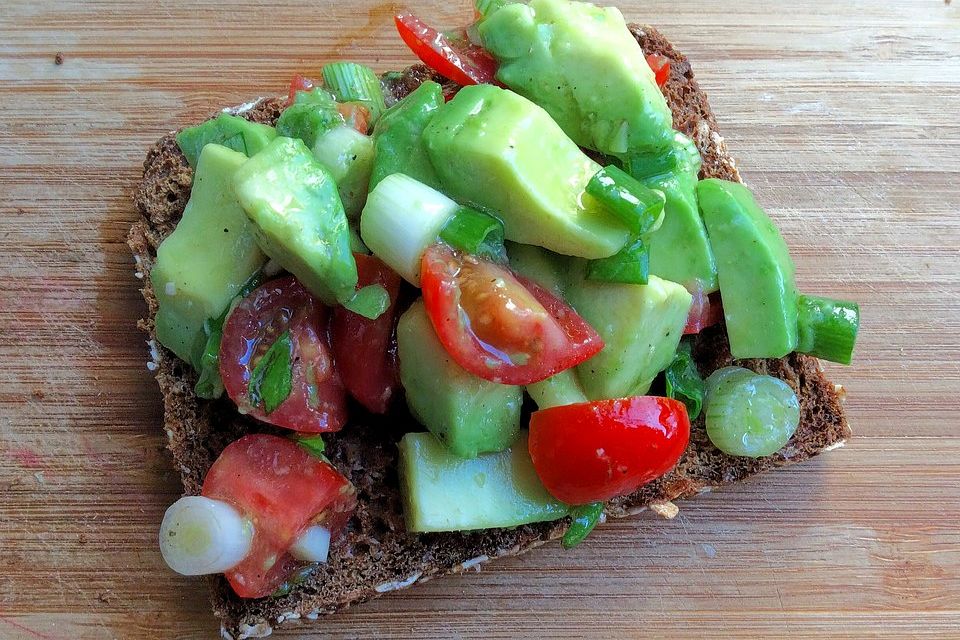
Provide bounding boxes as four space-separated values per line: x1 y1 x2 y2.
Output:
796 294 860 365
664 338 705 420
439 207 507 262
562 502 604 549
322 62 387 123
585 238 649 285
342 284 390 320
586 165 666 237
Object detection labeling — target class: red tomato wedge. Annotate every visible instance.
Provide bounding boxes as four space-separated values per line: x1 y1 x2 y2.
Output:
286 73 318 106
220 276 347 433
529 396 690 505
420 244 604 385
684 286 724 335
395 13 499 86
331 254 403 414
337 102 370 135
646 54 671 88
202 434 357 598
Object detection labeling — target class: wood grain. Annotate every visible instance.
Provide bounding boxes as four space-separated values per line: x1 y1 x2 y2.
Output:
1 0 958 638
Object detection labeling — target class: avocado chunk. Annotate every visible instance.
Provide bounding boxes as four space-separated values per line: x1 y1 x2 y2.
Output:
397 301 522 459
506 241 569 298
399 430 569 532
479 0 673 158
424 84 629 259
568 273 692 400
151 144 267 367
370 81 444 191
233 136 358 305
629 133 718 293
697 178 799 358
276 88 343 149
176 113 277 168
526 368 588 409
311 125 375 220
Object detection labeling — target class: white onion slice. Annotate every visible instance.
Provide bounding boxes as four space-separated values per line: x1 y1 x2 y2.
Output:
289 525 332 563
159 496 254 576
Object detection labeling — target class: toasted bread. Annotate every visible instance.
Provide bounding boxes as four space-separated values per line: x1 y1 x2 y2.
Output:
128 25 850 639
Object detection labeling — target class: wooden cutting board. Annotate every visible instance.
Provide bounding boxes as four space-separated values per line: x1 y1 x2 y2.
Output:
1 0 958 637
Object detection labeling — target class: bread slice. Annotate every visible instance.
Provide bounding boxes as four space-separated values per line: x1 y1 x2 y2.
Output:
128 25 850 639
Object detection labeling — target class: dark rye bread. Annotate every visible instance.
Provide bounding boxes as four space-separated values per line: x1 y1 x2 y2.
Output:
128 25 850 639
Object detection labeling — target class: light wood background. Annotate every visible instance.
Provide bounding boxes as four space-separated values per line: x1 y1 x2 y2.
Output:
1 0 958 638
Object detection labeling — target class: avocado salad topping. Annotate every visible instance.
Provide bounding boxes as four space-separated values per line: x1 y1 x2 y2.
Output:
154 0 860 599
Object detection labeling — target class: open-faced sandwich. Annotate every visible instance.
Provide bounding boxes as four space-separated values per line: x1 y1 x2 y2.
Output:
128 1 858 637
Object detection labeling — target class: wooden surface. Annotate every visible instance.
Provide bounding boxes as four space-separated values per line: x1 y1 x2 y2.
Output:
1 0 958 637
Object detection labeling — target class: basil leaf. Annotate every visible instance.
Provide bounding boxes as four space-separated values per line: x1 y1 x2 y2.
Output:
342 284 390 320
248 330 293 414
295 434 326 458
664 338 705 420
562 502 604 549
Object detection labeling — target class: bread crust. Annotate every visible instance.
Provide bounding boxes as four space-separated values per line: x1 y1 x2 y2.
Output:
127 25 850 639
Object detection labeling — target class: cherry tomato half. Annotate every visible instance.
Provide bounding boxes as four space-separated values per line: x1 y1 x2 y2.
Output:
646 54 671 89
528 396 690 504
220 276 347 433
395 13 499 86
331 254 403 414
420 244 604 385
203 434 357 598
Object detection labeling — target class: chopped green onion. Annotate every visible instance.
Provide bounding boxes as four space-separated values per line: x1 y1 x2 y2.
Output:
294 434 326 458
439 207 507 262
622 132 701 182
194 270 263 399
248 330 293 414
796 295 860 365
704 367 800 458
342 284 390 320
586 165 666 237
322 62 386 124
562 502 604 549
276 89 342 149
664 338 705 420
360 173 460 285
585 238 649 285
475 0 510 17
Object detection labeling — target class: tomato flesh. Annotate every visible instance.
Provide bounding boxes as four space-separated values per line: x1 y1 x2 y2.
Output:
220 276 347 433
337 102 370 135
646 54 671 88
331 254 403 414
286 74 318 106
395 13 499 87
528 396 690 504
684 286 724 335
420 244 603 385
202 434 356 598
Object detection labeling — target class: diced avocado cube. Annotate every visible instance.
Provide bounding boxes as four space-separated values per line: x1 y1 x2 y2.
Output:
233 136 358 305
370 81 445 191
526 368 587 410
176 113 277 167
506 241 569 299
311 125 375 220
276 88 343 149
479 0 673 157
398 430 569 532
397 301 522 459
698 178 799 358
569 274 692 400
151 144 267 366
424 84 630 259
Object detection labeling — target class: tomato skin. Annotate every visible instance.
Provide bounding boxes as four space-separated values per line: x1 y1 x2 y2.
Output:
220 276 347 433
684 287 724 335
202 434 357 598
420 244 604 385
337 102 370 135
528 397 690 505
286 74 318 106
646 54 671 88
331 254 403 414
394 13 499 86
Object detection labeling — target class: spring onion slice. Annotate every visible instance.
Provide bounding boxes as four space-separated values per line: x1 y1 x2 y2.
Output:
342 284 390 320
159 496 254 576
585 237 649 285
664 338 705 420
322 62 386 123
439 207 507 262
562 502 605 549
586 165 666 237
796 295 860 365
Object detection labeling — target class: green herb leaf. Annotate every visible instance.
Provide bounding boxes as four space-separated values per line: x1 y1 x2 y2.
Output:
248 330 293 414
562 502 605 549
342 284 390 320
295 434 326 458
269 565 317 598
664 338 705 420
